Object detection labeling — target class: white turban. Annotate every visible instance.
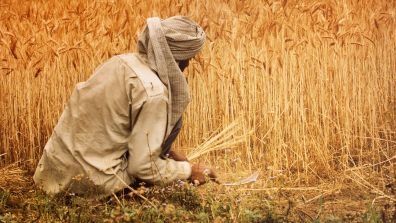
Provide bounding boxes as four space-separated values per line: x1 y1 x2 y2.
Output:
137 16 206 133
161 16 206 60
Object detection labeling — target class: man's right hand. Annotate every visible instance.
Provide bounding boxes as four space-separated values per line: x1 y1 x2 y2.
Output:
189 163 217 185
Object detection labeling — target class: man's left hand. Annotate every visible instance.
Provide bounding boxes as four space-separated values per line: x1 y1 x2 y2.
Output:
168 150 188 161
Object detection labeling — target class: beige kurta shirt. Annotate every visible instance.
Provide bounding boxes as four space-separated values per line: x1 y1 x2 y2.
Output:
33 53 191 196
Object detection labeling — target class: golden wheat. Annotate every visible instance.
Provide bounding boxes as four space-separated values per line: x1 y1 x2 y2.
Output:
0 0 394 189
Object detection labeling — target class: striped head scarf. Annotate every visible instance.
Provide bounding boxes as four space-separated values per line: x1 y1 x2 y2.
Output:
137 16 206 132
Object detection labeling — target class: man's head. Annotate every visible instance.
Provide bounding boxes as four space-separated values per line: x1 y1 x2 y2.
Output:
138 16 205 72
160 16 206 61
137 16 205 127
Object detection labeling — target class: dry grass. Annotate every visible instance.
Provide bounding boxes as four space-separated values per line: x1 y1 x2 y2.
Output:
0 0 395 219
0 164 29 194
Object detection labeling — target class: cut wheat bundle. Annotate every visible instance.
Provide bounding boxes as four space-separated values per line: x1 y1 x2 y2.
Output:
186 119 258 186
187 118 252 161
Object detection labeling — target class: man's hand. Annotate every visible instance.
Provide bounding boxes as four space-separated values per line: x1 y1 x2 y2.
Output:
189 163 217 185
168 150 188 162
167 151 218 185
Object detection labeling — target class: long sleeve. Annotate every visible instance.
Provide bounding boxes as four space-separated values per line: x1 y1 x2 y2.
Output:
123 54 191 184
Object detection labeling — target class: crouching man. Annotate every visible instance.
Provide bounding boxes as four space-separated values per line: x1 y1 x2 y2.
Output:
33 16 217 196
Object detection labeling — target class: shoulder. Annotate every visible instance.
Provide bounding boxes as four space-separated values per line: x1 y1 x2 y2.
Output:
95 53 146 71
115 53 148 68
118 54 167 99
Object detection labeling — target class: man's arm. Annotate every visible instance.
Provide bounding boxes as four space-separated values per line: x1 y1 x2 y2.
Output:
167 150 218 185
126 94 192 184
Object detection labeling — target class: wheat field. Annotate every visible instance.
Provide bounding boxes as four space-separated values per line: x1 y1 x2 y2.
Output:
0 0 395 209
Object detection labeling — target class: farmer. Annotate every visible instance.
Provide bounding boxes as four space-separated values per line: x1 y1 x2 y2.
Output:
33 16 217 196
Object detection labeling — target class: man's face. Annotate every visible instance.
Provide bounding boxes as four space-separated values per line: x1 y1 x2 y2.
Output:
178 59 190 72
